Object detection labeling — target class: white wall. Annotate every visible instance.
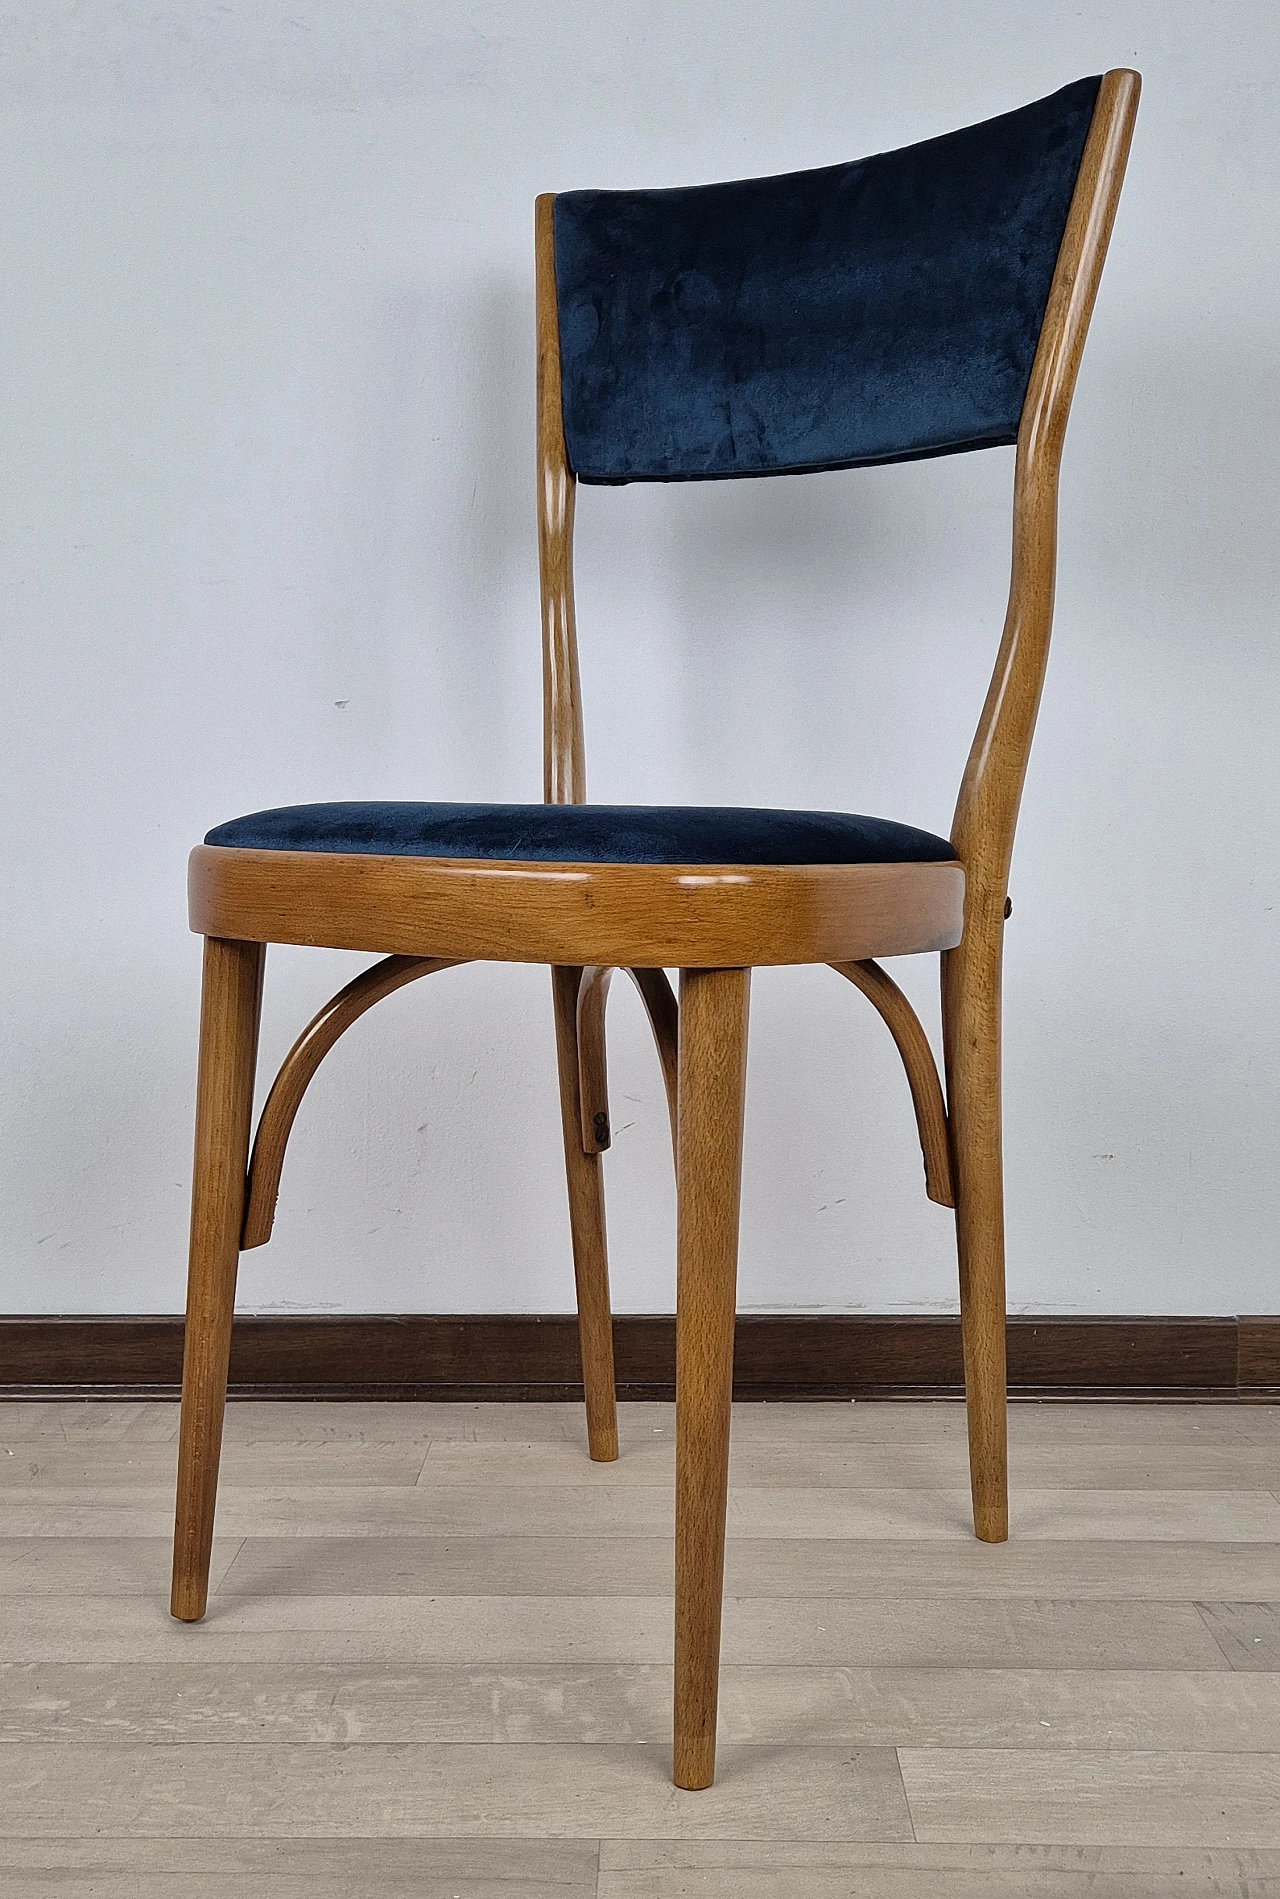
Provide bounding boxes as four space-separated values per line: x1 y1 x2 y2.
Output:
2 2 1277 1320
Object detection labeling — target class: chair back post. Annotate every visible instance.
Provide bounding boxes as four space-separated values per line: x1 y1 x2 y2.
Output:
535 193 587 805
950 68 1141 917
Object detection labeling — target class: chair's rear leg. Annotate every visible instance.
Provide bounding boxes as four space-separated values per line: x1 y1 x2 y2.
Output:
551 965 618 1462
673 966 750 1791
171 936 265 1621
942 936 1009 1544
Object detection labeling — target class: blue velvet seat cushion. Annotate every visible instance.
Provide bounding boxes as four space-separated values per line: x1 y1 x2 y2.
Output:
204 802 955 867
553 76 1101 483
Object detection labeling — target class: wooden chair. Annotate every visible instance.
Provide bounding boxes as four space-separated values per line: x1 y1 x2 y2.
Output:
171 71 1139 1790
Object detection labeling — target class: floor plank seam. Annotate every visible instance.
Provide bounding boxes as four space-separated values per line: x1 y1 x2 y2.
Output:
6 1401 1280 1867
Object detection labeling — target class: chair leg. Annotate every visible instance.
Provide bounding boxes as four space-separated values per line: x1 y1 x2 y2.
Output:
551 966 618 1462
673 966 751 1791
171 936 265 1621
942 935 1009 1544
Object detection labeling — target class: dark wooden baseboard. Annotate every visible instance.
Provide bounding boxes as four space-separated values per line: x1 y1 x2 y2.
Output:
1 1314 1276 1401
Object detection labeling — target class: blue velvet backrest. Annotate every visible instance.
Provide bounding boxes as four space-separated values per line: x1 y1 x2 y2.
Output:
553 77 1101 485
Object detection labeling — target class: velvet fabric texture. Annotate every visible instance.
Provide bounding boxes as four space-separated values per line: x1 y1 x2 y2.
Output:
205 802 956 866
553 77 1101 484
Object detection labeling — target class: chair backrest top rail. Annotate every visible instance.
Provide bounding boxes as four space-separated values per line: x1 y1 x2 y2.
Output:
552 76 1103 486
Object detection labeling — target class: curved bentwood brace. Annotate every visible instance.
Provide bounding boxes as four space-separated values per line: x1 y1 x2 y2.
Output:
241 943 946 1252
577 957 950 1205
831 960 954 1206
241 954 462 1249
576 966 680 1159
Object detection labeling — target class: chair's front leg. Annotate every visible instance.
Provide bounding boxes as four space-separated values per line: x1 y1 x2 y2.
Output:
673 966 751 1791
551 965 618 1462
171 936 265 1621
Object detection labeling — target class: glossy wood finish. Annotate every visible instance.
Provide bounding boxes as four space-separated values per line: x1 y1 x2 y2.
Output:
170 937 264 1621
573 965 679 1161
171 74 1141 1790
627 967 680 1159
942 69 1140 1546
576 966 614 1151
536 193 586 807
551 967 618 1461
673 968 751 1790
242 954 460 1249
831 959 954 1207
189 846 965 969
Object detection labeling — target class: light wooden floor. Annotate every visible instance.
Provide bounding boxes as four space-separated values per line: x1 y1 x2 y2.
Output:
1 1398 1278 1896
